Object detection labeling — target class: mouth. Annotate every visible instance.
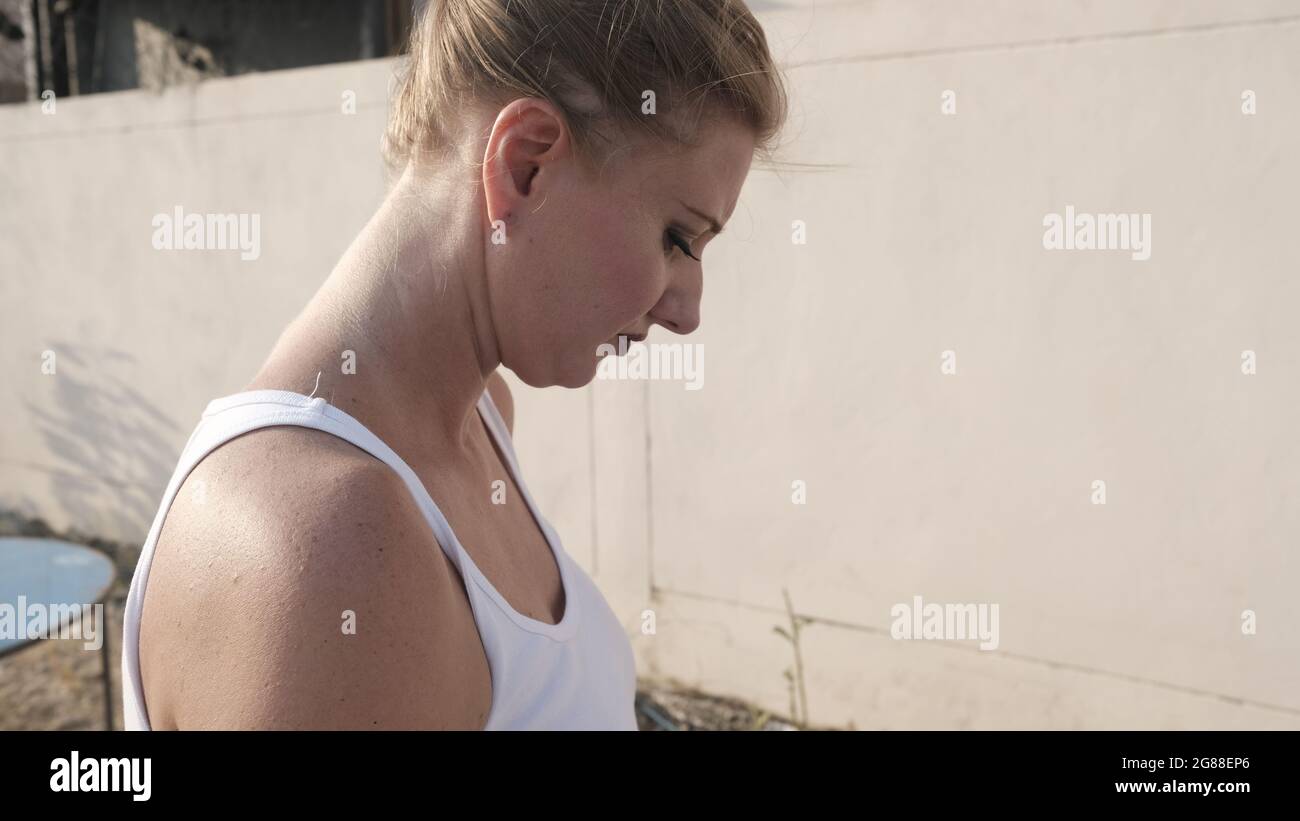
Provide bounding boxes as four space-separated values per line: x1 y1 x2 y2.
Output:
599 332 645 357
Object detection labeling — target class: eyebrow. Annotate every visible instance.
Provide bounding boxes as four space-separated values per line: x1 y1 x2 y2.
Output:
679 200 724 236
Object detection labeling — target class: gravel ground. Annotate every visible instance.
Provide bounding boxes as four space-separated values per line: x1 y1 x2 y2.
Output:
0 511 129 731
0 593 125 731
635 681 803 731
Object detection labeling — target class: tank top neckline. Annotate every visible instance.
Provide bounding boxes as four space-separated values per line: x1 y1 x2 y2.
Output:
199 386 580 641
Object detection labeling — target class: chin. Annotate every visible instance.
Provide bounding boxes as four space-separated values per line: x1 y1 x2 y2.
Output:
557 350 606 389
557 360 601 389
506 354 597 390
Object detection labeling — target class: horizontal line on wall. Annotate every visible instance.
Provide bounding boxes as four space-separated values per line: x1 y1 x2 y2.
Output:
653 583 1300 718
787 13 1300 70
0 101 388 145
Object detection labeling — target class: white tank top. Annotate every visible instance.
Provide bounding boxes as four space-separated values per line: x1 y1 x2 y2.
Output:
120 387 638 730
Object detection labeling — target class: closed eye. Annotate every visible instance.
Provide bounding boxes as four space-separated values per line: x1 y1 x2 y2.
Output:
665 229 701 261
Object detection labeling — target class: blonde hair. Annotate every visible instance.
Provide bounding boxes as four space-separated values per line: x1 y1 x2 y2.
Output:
384 0 789 174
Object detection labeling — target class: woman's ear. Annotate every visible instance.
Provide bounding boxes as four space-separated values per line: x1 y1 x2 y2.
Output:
481 98 570 228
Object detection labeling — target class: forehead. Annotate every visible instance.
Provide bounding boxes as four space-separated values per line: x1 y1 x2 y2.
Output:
617 119 755 216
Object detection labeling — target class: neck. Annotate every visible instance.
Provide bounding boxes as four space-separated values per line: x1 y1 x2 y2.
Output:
248 160 498 456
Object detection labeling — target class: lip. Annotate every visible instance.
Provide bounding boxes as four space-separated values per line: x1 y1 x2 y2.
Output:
609 333 645 345
599 333 645 357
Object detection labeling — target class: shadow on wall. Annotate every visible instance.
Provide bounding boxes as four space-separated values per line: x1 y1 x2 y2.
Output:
18 341 184 543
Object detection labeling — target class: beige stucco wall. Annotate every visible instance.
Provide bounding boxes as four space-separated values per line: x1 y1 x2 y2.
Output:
2 1 1297 728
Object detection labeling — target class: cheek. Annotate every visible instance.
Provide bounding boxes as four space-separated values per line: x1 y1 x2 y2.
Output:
508 194 664 358
581 211 664 319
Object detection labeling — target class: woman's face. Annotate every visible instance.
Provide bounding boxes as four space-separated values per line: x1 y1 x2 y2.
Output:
481 105 756 388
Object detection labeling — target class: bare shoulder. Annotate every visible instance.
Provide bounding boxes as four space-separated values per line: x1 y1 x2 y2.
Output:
139 425 491 730
486 370 514 434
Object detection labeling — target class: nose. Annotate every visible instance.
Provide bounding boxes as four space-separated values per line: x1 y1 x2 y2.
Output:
649 298 700 336
649 267 702 336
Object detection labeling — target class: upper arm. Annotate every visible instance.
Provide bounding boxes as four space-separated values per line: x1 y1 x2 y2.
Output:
150 433 490 730
486 370 514 434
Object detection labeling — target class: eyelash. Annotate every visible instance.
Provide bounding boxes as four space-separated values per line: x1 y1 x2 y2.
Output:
665 229 701 261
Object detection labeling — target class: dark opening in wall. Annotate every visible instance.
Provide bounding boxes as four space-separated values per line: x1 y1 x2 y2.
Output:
0 0 414 104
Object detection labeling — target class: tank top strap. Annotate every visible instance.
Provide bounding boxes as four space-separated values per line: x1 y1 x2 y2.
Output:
188 387 581 641
181 389 468 573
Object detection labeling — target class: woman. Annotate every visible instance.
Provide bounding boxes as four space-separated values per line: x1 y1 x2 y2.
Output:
122 0 787 730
